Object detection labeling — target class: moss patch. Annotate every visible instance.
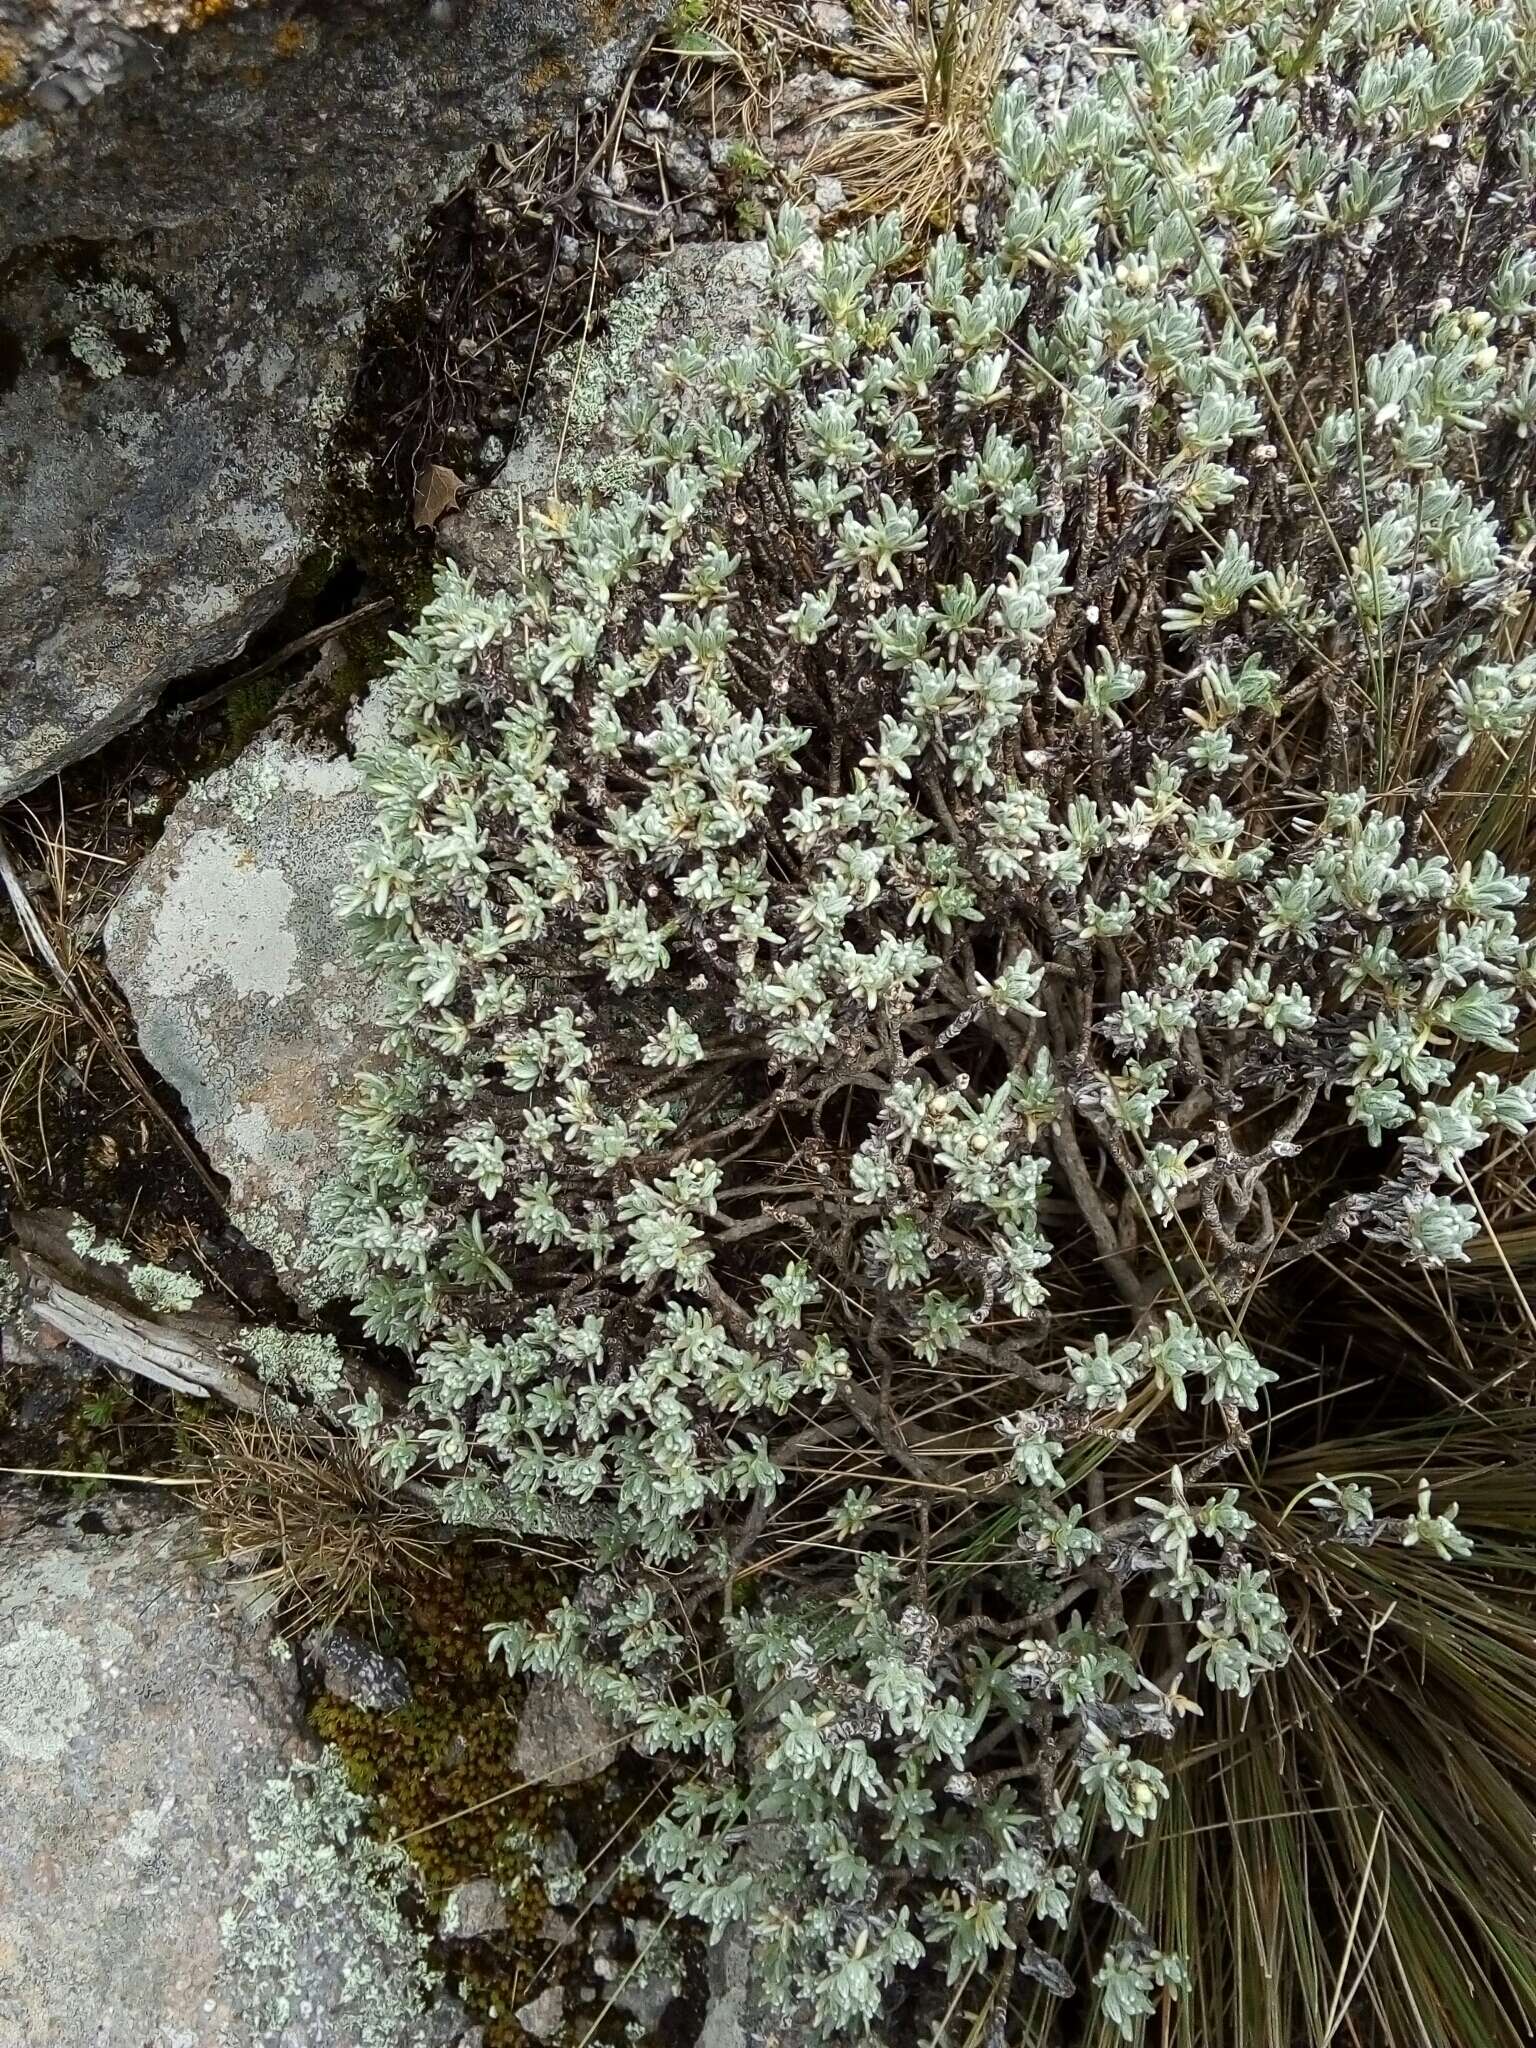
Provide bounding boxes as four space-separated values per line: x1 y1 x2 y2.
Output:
313 1548 558 1911
310 1543 677 2045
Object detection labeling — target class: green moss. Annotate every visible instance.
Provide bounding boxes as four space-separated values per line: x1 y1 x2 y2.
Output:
313 1549 556 1905
312 597 423 743
54 1382 135 1502
309 1543 674 2046
223 675 284 756
312 1547 562 2044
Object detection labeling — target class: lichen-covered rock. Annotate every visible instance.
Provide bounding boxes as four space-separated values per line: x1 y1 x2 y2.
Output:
513 1984 565 2043
0 0 653 803
224 1746 474 2048
512 1674 620 1789
695 1925 754 2048
441 239 772 590
307 1627 413 1715
440 1876 509 1941
595 1915 680 2031
0 5 257 113
104 725 379 1302
0 1490 470 2048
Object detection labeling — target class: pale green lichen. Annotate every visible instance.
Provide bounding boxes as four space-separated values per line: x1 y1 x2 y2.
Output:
221 1750 442 2048
237 1325 347 1402
69 278 171 357
67 1216 203 1312
223 751 291 824
0 1621 92 1766
237 1194 332 1310
127 1265 205 1313
68 323 127 380
499 1818 585 1910
66 1219 131 1268
0 1263 25 1325
76 279 160 333
552 267 672 456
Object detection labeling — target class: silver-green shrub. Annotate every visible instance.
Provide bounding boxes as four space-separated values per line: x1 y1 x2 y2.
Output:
323 1 1536 2035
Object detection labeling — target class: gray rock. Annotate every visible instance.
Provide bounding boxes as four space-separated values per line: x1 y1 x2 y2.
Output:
539 1906 577 1947
594 1917 678 2031
662 135 717 193
443 239 772 590
695 1918 792 2048
696 1924 753 2048
513 1984 565 2043
811 174 848 217
1007 0 1156 106
512 1674 621 1789
0 0 653 804
595 1964 675 2032
766 68 872 154
307 1627 412 1714
806 0 858 41
104 724 380 1302
441 1876 509 1941
0 1491 464 2048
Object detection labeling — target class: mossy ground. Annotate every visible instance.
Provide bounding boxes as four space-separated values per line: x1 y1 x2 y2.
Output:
311 1541 690 2046
312 1546 559 1914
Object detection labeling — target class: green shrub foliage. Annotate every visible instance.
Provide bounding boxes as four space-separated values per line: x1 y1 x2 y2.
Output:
325 0 1536 2034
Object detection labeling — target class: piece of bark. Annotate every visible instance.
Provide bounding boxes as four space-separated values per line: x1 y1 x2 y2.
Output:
6 1209 400 1419
9 1210 264 1410
20 1273 265 1409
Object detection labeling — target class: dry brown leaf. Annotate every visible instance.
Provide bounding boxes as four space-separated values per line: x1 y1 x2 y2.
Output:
412 462 464 530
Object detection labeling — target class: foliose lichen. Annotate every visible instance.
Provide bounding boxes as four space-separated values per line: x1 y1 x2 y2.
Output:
220 1748 442 2048
65 1216 204 1312
67 322 127 379
238 1325 348 1403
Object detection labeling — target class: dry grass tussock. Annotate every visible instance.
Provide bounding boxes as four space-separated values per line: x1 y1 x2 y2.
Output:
803 0 1019 228
0 807 103 1188
659 0 1017 231
181 1402 450 1635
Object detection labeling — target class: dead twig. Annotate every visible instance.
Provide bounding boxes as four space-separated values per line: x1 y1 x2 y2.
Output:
6 1207 405 1424
170 596 395 719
